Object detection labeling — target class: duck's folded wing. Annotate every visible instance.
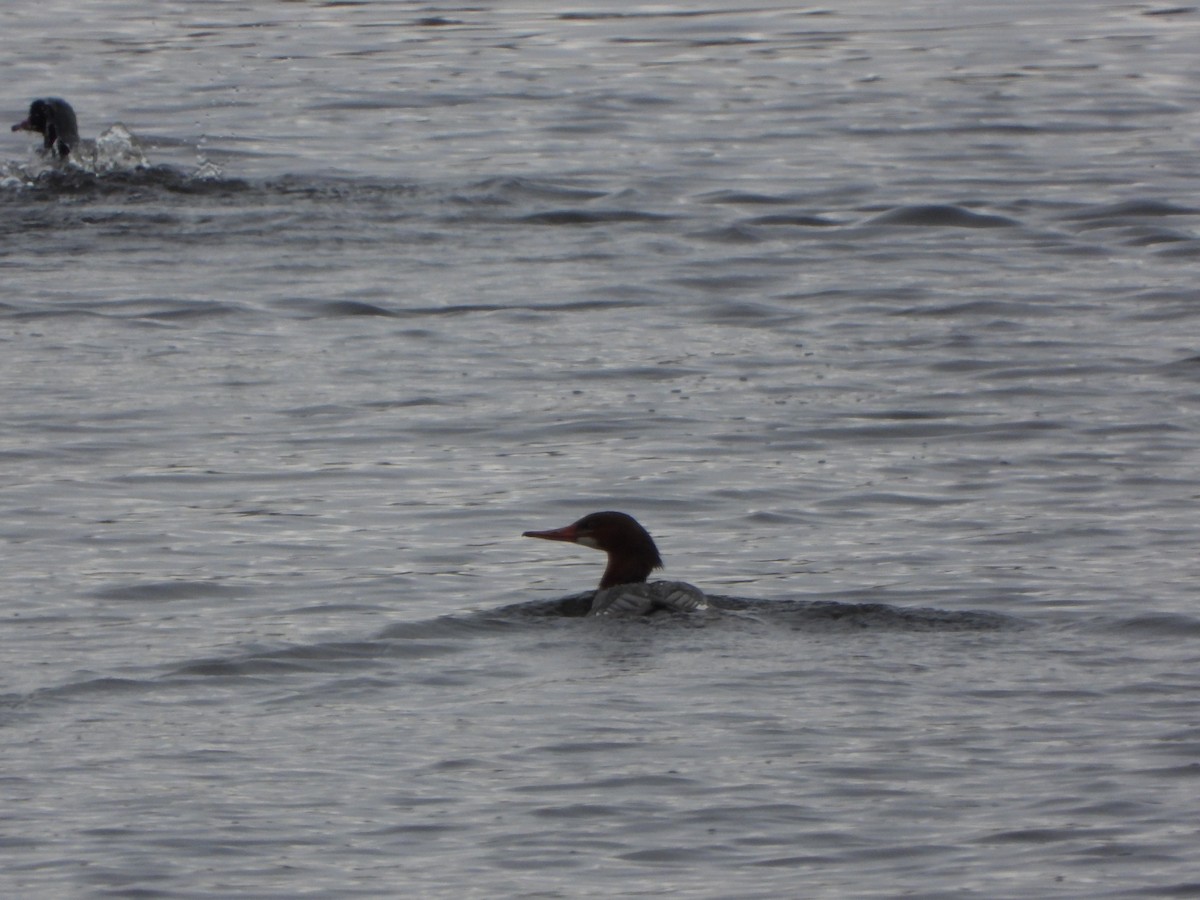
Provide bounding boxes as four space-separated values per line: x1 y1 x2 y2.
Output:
590 581 707 616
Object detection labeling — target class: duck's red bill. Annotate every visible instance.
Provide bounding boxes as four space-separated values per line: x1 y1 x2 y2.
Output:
522 524 578 542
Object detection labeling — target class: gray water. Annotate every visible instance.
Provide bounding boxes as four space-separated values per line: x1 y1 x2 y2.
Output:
3 2 1200 897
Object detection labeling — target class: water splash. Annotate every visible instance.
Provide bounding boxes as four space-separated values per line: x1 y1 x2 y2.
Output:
76 123 149 174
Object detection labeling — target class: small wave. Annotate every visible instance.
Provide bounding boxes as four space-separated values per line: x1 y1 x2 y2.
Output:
692 223 765 244
1157 241 1200 259
702 299 804 324
496 593 1020 630
1060 199 1200 221
0 298 245 324
518 209 673 226
0 676 156 720
89 581 249 603
864 204 1019 228
298 300 400 318
283 297 645 320
170 641 410 678
976 827 1079 845
696 189 802 206
752 598 1020 631
740 213 842 227
1159 355 1200 378
461 176 607 204
1121 227 1195 247
1089 613 1200 638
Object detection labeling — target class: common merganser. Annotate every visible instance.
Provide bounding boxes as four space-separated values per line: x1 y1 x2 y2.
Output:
523 511 707 616
12 98 79 159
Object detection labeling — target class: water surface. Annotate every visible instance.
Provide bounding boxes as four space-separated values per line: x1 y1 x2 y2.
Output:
3 2 1200 897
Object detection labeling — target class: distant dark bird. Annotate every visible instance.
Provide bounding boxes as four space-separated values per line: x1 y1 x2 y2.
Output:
12 98 79 159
